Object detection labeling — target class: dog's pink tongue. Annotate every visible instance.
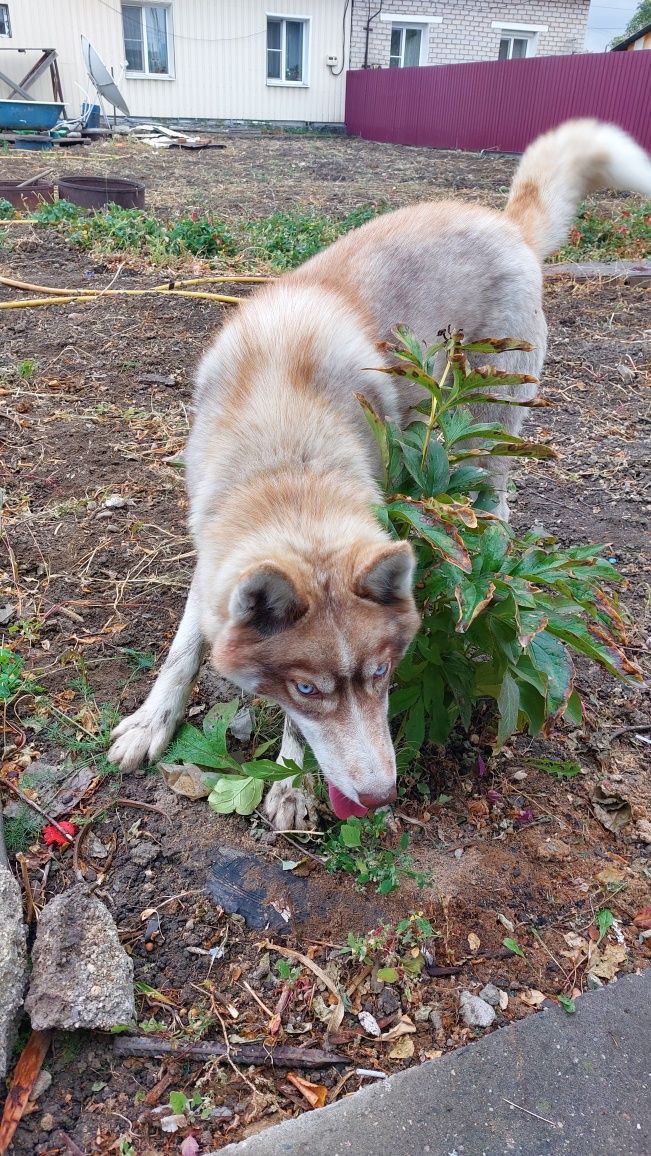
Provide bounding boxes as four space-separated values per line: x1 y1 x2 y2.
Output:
328 784 368 820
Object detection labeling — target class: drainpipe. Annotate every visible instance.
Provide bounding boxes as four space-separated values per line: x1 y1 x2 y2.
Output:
363 0 383 68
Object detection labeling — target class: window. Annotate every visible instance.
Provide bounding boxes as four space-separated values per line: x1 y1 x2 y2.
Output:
492 21 546 60
0 5 11 38
389 25 423 68
267 16 309 84
498 33 532 60
122 4 172 76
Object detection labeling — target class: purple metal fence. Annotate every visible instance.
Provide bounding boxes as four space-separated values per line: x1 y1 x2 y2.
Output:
345 51 651 154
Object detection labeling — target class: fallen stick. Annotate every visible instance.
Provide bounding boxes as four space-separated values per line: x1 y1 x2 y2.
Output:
113 1036 348 1068
0 288 244 310
0 1030 51 1153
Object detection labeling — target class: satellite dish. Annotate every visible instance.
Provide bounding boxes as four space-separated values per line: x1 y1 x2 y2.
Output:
81 35 130 117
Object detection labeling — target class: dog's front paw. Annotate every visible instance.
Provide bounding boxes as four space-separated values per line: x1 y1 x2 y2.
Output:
263 779 315 832
108 704 174 772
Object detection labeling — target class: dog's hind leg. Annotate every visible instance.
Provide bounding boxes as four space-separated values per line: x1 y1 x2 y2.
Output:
108 575 206 771
263 716 317 832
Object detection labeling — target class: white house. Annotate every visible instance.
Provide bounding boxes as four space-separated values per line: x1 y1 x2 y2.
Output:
0 1 591 127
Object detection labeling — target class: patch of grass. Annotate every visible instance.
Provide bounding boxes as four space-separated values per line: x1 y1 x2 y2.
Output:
30 197 381 268
554 201 651 262
244 204 380 269
3 807 43 853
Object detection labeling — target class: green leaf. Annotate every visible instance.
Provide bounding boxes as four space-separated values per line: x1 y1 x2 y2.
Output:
558 994 576 1014
460 337 534 354
596 908 615 944
527 632 574 716
339 820 362 848
386 500 472 572
203 699 239 747
208 775 264 815
528 757 581 780
497 671 520 747
377 967 399 983
357 393 390 478
239 757 302 782
564 689 583 726
169 1091 188 1114
162 723 240 771
503 937 526 959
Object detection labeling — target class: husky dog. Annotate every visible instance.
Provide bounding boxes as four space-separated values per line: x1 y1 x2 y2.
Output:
109 120 651 829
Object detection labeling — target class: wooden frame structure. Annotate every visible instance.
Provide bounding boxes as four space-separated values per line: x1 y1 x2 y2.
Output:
0 48 66 112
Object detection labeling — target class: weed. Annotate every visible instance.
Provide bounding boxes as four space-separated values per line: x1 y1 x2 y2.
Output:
527 757 582 780
596 907 615 943
8 616 42 644
3 807 43 853
0 197 15 219
341 914 435 979
361 328 641 764
244 205 379 269
0 647 42 703
275 958 301 982
555 201 651 262
161 698 302 815
324 812 431 894
34 199 80 225
16 359 35 380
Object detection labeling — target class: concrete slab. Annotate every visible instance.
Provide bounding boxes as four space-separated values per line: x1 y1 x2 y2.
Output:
219 971 651 1156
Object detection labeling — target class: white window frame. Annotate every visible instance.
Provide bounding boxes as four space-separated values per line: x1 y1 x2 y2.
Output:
122 3 175 80
389 23 428 68
492 21 547 60
0 4 11 38
266 15 311 87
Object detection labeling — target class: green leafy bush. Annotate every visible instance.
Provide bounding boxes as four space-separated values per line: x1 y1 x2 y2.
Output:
360 329 641 764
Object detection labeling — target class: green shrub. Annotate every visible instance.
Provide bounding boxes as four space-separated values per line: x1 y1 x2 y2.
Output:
360 328 641 764
244 205 379 269
555 201 651 262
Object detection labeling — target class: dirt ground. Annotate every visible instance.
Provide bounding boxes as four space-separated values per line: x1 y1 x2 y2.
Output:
1 135 650 1155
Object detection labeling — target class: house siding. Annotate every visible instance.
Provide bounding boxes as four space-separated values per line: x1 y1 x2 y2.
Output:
0 0 351 124
350 1 590 70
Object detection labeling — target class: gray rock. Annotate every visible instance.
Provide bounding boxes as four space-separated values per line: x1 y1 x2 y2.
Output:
0 867 28 1077
129 840 159 866
459 991 496 1029
479 983 502 1007
429 1005 443 1031
378 987 401 1016
30 1070 53 1101
414 1004 433 1023
229 707 254 743
25 885 135 1031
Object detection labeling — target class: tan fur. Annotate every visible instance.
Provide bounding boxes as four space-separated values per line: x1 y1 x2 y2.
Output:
108 120 651 826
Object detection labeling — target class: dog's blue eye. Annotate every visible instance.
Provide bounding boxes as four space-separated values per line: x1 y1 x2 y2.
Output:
373 662 389 678
296 681 317 696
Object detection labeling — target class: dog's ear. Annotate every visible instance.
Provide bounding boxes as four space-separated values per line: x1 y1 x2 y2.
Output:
354 541 416 605
229 564 307 636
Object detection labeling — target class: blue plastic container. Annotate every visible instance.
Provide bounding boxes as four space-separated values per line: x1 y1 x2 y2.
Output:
81 102 101 128
0 100 64 131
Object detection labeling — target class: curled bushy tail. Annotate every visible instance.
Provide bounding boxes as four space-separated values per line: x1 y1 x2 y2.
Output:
505 119 651 260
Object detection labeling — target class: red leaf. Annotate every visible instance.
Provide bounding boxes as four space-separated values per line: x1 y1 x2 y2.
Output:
43 821 77 847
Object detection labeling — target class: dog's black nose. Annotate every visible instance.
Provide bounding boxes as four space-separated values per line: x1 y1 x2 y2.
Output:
359 786 397 810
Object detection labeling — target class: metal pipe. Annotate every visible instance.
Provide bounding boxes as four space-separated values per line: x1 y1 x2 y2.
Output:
360 0 381 68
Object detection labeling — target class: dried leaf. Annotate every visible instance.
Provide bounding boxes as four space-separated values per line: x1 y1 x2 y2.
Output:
181 1137 200 1156
159 762 218 800
588 942 627 981
46 765 95 817
388 1035 415 1060
286 1072 328 1109
633 906 651 931
597 866 626 886
467 932 481 952
380 1015 416 1042
590 783 632 834
520 989 546 1007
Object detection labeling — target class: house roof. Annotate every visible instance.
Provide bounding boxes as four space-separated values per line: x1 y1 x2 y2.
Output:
611 20 651 50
